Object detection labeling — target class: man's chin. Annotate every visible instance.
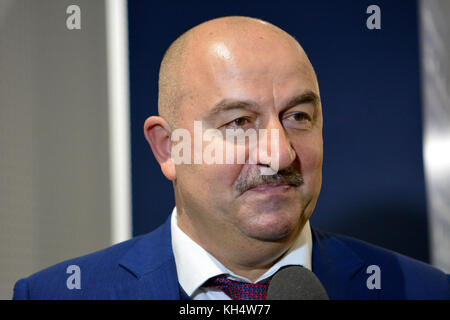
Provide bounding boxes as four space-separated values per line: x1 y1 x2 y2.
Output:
240 213 302 242
238 186 303 215
251 230 293 242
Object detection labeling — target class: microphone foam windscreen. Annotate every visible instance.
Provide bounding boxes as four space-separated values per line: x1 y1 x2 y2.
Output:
266 265 329 300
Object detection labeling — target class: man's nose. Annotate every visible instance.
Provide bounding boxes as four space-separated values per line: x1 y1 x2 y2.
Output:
255 118 296 173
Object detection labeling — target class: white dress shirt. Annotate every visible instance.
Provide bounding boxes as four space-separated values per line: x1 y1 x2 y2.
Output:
170 207 312 300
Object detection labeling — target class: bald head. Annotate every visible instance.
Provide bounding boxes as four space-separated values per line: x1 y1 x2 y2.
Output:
157 16 316 128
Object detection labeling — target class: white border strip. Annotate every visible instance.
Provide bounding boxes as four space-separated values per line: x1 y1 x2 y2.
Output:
105 0 132 244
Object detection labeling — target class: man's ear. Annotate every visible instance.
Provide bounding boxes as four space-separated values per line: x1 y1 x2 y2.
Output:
143 116 176 181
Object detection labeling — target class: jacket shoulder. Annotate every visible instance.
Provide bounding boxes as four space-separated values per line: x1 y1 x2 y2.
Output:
13 217 178 300
313 228 450 299
13 235 142 299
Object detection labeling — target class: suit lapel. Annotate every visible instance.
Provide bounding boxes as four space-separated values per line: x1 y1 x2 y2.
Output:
311 227 378 299
117 216 181 299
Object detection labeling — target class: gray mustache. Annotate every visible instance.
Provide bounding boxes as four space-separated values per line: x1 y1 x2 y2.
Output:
234 166 304 194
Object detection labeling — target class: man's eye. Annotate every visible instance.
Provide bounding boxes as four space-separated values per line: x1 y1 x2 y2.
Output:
290 112 311 122
283 112 313 130
227 117 250 127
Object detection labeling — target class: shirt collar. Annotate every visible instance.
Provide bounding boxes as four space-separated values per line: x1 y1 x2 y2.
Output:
170 206 312 297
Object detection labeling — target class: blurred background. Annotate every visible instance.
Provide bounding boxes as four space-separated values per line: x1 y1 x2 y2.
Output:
1 0 449 299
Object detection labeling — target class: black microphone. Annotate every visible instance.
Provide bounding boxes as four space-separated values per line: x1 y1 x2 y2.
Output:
266 265 329 300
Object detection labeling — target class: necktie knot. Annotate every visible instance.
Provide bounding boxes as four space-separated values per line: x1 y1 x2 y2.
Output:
203 274 270 300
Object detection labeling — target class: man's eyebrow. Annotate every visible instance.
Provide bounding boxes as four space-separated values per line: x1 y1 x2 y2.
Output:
208 99 259 116
207 90 320 117
283 90 321 109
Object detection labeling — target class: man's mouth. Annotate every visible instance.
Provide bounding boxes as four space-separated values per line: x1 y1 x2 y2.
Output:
247 182 295 193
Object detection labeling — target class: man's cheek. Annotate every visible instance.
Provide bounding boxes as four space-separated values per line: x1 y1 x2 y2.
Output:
296 144 323 176
202 163 242 191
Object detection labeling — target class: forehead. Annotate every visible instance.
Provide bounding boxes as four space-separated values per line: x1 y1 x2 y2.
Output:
180 30 319 117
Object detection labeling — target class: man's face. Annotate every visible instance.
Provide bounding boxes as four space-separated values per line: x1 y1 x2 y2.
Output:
173 30 323 244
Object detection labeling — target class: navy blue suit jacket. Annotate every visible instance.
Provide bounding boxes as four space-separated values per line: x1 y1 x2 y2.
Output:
13 216 450 299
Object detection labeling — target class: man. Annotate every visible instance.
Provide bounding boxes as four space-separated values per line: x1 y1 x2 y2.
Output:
13 16 450 300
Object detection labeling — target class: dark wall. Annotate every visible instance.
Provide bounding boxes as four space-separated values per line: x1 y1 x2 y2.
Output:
128 0 428 262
